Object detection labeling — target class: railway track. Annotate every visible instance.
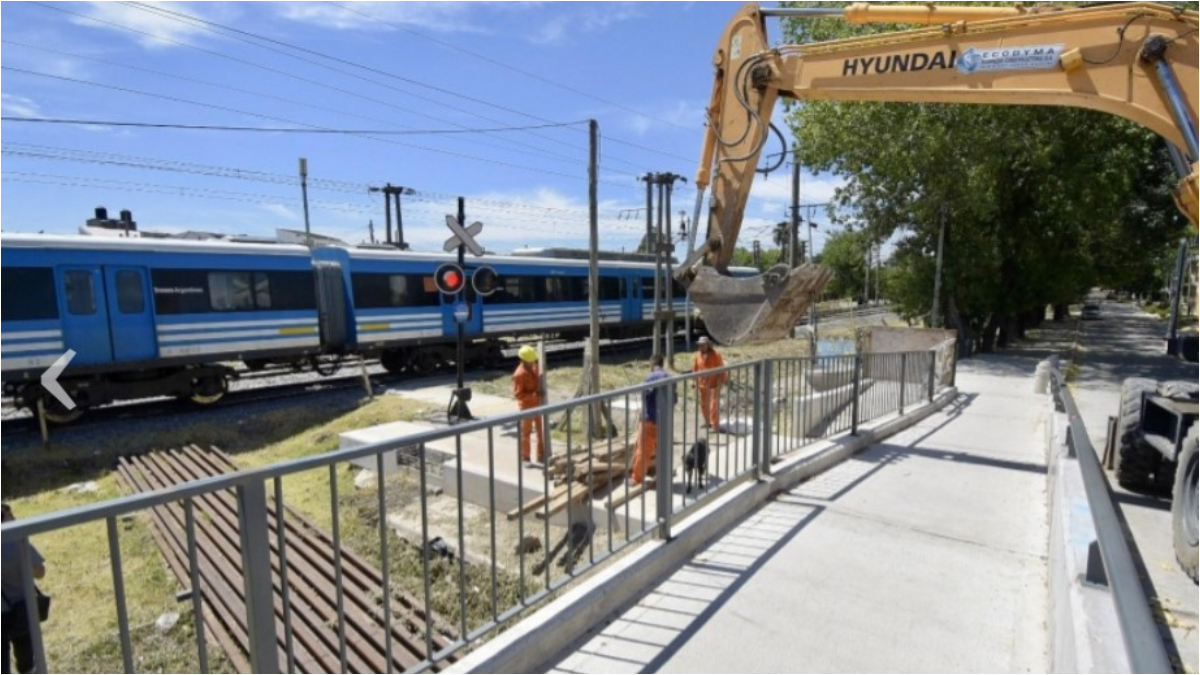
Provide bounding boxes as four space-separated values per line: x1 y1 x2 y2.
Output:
0 334 664 440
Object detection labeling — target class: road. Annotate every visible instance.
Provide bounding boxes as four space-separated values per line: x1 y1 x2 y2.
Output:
1067 300 1198 673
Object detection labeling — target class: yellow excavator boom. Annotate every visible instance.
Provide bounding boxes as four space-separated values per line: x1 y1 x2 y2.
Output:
684 2 1198 345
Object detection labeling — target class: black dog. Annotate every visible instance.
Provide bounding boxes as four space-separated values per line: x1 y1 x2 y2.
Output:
684 438 709 494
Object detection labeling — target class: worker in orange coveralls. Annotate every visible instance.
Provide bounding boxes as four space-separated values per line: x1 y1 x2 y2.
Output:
512 345 545 466
629 355 674 486
693 336 728 432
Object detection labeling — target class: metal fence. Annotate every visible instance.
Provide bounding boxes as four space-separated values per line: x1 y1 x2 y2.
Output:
1 347 953 674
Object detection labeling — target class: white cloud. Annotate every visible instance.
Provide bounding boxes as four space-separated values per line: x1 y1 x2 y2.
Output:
260 203 297 222
529 3 642 46
1 94 43 118
70 2 237 49
277 2 490 34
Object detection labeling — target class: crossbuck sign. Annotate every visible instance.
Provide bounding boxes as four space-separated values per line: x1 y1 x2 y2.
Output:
443 215 485 256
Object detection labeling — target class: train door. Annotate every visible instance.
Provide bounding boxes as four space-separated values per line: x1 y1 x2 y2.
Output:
104 267 157 362
623 275 638 322
57 266 113 366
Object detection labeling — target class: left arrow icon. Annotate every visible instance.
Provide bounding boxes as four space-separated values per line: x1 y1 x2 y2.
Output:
41 349 77 410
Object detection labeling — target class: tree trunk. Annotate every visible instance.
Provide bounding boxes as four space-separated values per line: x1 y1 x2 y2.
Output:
980 314 1001 353
1053 304 1068 321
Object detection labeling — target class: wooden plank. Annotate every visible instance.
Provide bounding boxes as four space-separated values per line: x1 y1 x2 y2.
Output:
506 483 570 521
606 480 653 510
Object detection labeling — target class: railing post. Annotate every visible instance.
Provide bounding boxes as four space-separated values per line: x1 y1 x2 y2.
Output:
899 353 907 415
928 349 936 402
655 383 674 540
851 353 863 435
757 360 772 478
237 480 281 674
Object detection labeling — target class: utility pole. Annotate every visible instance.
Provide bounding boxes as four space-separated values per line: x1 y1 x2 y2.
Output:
790 144 800 270
807 205 819 340
368 184 415 249
752 240 762 268
299 157 312 249
579 120 613 437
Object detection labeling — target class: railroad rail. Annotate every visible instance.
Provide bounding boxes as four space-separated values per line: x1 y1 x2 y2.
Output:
115 445 457 674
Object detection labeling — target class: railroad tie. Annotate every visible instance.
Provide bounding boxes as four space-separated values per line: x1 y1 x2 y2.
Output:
116 445 457 673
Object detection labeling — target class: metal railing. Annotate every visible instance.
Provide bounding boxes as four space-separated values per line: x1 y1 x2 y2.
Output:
1 347 952 674
1047 367 1172 673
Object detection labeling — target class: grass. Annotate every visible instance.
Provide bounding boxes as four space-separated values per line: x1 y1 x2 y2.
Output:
2 394 434 674
2 316 892 672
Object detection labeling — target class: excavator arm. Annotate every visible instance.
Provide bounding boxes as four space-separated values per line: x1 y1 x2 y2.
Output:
684 1 1198 345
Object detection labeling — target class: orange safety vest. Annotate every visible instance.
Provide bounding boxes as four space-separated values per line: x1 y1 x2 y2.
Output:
693 349 728 389
512 362 542 409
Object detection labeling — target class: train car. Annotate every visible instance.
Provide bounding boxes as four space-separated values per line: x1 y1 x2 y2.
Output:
1 233 321 419
312 246 651 373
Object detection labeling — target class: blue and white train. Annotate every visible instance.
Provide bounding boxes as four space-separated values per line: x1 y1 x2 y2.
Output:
1 231 706 419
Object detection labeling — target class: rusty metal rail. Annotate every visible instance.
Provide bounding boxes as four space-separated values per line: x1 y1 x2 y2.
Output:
115 445 456 674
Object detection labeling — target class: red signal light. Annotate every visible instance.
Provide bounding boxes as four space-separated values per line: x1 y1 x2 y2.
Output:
435 263 466 294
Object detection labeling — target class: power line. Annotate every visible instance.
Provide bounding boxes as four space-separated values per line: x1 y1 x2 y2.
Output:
326 1 700 136
116 1 669 173
3 65 607 183
1 171 644 234
2 143 650 225
27 2 623 172
2 116 588 136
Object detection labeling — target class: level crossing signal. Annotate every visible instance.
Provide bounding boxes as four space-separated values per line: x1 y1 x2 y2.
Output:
434 263 466 295
472 266 498 297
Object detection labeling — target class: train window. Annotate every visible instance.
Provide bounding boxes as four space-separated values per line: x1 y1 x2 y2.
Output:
1 267 59 321
492 276 541 304
253 273 271 309
545 277 586 303
115 270 145 314
266 271 317 310
596 277 623 301
65 270 97 315
352 273 439 309
641 277 656 299
152 269 210 314
209 272 254 312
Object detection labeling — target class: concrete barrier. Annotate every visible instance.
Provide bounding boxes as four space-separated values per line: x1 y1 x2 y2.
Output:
1045 402 1130 673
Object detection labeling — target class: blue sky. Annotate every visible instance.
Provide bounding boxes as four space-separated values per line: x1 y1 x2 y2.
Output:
1 1 842 255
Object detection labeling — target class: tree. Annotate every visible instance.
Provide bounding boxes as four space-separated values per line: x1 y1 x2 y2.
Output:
778 2 1190 353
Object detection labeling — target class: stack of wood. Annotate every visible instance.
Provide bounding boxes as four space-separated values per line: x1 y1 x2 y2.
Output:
506 437 652 521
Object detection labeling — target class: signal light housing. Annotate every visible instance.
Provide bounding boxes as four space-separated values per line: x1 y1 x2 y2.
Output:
434 263 466 295
472 266 499 297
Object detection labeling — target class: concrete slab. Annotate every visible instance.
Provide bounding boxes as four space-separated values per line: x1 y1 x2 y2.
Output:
547 356 1051 673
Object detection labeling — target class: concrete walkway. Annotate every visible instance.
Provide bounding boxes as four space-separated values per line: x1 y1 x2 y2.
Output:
549 355 1051 673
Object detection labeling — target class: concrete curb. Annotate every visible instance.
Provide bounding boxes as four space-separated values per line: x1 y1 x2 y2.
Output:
1046 401 1129 673
446 387 960 674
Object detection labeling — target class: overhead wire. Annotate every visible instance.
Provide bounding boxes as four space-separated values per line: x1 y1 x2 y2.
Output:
117 1 669 174
27 2 636 174
325 1 703 140
2 143 649 225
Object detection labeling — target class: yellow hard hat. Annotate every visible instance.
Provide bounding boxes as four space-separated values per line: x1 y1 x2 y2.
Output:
519 345 538 363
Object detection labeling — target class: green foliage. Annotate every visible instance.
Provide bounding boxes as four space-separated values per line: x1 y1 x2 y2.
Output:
777 1 1191 350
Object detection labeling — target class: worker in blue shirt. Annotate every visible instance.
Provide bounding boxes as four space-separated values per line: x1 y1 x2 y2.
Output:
630 355 675 485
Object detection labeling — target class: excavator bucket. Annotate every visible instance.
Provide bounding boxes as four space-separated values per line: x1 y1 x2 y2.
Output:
689 264 834 345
